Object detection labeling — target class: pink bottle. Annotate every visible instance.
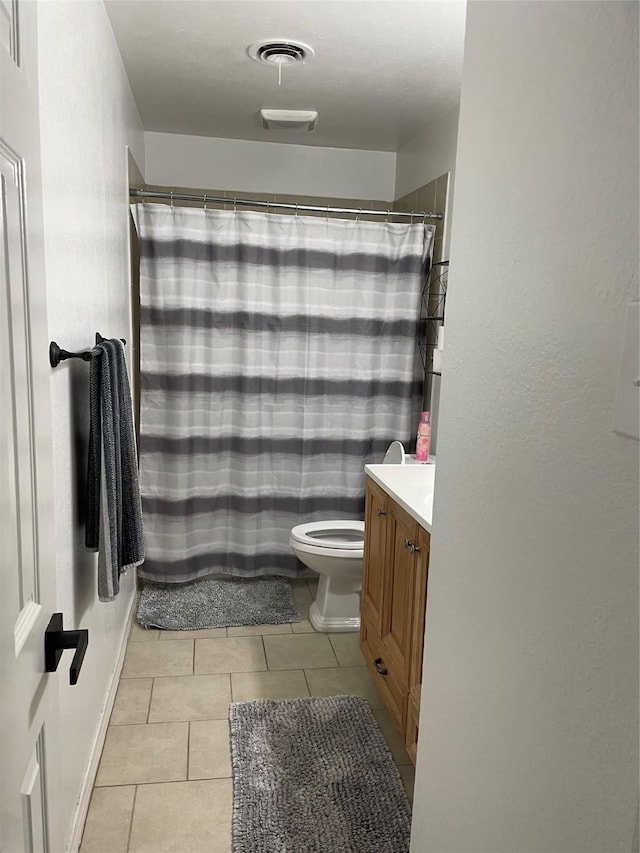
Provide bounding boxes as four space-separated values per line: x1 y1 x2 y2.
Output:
415 411 431 463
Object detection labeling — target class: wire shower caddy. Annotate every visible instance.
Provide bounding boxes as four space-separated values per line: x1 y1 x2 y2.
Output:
418 260 448 375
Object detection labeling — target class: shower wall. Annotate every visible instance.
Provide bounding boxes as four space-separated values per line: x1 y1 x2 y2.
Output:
395 173 451 450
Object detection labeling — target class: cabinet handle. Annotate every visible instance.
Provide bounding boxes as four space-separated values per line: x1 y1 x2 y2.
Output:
374 657 388 676
413 544 421 553
377 508 386 516
404 539 415 551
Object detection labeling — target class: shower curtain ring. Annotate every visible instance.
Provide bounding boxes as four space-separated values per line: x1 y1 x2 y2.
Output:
386 209 391 222
233 197 237 213
356 208 361 222
203 193 207 211
326 205 330 222
170 191 174 208
295 204 298 217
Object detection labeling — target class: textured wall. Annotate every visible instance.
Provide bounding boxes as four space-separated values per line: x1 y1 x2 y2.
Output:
412 2 639 851
37 1 144 847
144 131 397 201
394 106 460 203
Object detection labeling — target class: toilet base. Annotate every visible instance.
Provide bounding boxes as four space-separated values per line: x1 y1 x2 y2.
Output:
309 601 360 633
308 574 361 633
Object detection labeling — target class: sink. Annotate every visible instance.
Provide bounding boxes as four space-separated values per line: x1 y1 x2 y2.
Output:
365 461 436 530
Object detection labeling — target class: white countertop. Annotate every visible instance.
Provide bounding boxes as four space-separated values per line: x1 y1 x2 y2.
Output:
365 460 436 532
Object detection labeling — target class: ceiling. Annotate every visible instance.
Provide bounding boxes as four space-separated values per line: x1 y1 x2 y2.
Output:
105 1 466 152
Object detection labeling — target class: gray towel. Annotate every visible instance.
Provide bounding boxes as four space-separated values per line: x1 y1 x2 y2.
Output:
86 339 144 601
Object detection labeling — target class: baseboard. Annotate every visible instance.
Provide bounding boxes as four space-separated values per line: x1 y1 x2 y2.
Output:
66 590 137 852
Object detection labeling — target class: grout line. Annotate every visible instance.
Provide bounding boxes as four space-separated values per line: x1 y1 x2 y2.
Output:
186 722 191 781
261 636 268 670
146 679 154 723
328 634 337 659
191 639 195 674
125 785 138 853
100 777 229 790
302 669 312 696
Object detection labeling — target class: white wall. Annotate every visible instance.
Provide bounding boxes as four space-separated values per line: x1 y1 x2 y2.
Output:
144 131 396 201
412 3 639 853
394 105 459 200
37 1 144 848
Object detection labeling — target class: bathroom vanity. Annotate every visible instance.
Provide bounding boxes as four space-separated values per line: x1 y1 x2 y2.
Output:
360 463 435 765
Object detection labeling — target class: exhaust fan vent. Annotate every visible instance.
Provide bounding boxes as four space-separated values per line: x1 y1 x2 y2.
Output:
259 109 318 133
248 39 314 67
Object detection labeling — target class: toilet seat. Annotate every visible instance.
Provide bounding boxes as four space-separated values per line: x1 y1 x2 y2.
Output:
290 520 365 551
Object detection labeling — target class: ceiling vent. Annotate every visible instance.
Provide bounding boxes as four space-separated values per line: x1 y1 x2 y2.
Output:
259 109 318 133
248 39 314 67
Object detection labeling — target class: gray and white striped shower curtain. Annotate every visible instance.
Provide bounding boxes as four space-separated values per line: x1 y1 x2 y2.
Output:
136 203 433 583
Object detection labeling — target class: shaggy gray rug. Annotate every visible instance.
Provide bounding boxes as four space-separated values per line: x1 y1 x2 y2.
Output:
229 695 411 853
136 576 301 630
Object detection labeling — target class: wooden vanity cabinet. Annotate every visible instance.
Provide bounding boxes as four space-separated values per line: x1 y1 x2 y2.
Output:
360 476 430 764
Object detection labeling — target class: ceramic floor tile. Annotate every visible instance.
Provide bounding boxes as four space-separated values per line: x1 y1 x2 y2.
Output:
194 636 266 674
305 666 384 708
328 632 365 667
231 669 310 702
264 633 338 670
159 628 227 640
121 640 193 678
149 674 231 722
80 785 135 853
399 764 415 804
290 603 316 634
372 707 412 765
95 722 188 786
128 779 232 853
227 622 293 636
188 719 231 779
110 678 153 725
129 622 160 641
290 584 312 605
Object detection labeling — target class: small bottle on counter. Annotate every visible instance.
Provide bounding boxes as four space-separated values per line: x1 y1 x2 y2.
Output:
415 411 431 463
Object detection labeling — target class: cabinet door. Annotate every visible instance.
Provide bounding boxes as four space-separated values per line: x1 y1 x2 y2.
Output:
361 478 388 633
381 500 418 686
406 525 430 763
408 525 430 697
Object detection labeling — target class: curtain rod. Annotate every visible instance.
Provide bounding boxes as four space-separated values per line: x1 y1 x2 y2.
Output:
129 188 444 221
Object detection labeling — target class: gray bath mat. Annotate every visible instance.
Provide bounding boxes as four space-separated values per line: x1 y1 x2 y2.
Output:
136 576 301 630
229 695 411 853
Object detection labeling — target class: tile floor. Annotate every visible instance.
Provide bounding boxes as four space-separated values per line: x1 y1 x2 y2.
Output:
80 579 415 853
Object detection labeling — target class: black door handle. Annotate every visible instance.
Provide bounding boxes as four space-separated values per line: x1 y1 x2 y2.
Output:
44 613 89 685
374 657 388 676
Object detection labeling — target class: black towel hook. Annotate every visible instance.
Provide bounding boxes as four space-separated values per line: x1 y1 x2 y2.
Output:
49 333 126 368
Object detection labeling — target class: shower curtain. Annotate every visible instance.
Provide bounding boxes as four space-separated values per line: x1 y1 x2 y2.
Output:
136 203 434 583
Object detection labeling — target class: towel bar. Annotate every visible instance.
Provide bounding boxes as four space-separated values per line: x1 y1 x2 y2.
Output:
49 333 126 367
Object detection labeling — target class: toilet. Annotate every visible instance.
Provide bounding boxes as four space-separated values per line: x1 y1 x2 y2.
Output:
289 521 365 632
288 441 406 633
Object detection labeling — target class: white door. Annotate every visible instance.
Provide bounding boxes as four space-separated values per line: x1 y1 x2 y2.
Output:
1 2 63 851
